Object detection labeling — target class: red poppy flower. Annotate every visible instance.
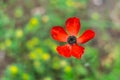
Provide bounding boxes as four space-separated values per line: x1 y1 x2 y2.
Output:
51 17 95 59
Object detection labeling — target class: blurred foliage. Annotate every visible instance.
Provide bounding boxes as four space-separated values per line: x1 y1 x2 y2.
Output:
0 0 120 80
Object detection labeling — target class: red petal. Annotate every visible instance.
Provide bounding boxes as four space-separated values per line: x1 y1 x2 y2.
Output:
71 44 84 59
51 26 68 42
66 17 80 36
57 44 71 58
77 30 95 44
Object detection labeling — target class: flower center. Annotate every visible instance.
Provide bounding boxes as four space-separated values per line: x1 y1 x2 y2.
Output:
67 36 77 45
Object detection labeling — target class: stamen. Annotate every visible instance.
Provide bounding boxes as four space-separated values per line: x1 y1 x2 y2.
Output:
67 36 76 45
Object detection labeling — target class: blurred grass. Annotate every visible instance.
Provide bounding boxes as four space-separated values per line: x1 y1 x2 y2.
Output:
0 0 120 80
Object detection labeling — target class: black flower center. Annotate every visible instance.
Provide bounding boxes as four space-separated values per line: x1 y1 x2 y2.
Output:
67 36 77 45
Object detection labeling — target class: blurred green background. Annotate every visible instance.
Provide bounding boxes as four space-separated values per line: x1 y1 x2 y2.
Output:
0 0 120 80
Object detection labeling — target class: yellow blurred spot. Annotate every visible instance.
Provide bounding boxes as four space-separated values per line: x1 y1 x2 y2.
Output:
28 47 50 61
22 73 29 80
42 53 50 61
35 48 43 54
5 39 12 47
42 15 49 23
29 52 37 60
30 17 38 26
34 60 40 67
64 66 72 73
9 65 18 75
26 37 39 49
16 29 23 38
66 0 74 7
43 77 52 80
60 60 67 67
91 12 100 20
28 17 39 30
